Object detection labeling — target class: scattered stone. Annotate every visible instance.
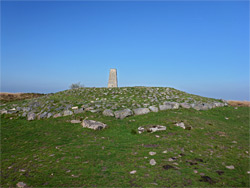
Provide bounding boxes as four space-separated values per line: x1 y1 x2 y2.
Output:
74 108 84 114
53 113 62 118
180 103 191 109
71 120 81 124
232 141 237 144
114 109 133 119
159 104 172 110
27 112 36 121
39 112 48 119
149 152 156 156
155 135 160 138
47 112 53 118
175 122 185 129
225 117 229 120
226 165 235 169
133 108 150 115
63 110 73 116
16 182 27 188
247 171 250 174
149 106 159 112
138 125 166 134
72 106 78 110
162 150 167 153
82 120 107 130
150 159 156 165
194 170 198 173
130 170 137 174
103 109 114 117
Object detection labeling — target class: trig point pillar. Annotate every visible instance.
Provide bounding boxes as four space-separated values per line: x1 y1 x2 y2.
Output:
108 69 118 88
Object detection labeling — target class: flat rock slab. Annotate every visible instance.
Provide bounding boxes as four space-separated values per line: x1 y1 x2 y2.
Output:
114 109 133 119
138 125 166 134
82 120 108 130
133 108 150 115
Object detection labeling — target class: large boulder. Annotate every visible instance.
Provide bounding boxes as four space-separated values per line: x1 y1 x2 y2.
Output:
163 102 180 109
159 104 172 110
180 103 191 109
74 108 84 114
82 120 107 130
27 112 36 121
133 108 150 115
114 109 133 119
103 109 114 117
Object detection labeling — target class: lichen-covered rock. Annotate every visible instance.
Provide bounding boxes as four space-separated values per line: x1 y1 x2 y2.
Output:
149 106 159 112
82 120 107 130
103 109 114 117
114 109 133 119
27 112 36 121
138 125 166 134
133 108 150 115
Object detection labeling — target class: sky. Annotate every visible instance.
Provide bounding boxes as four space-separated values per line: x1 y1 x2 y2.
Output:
1 1 249 100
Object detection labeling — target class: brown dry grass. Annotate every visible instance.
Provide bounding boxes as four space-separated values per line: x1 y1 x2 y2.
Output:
227 100 250 107
0 92 44 102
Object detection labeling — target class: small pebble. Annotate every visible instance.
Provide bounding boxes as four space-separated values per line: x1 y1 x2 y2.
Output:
226 165 235 169
194 170 198 174
155 135 160 138
149 152 156 156
232 141 237 144
168 158 174 162
130 170 137 174
225 117 229 120
144 156 148 159
247 171 250 174
162 150 168 153
16 182 27 188
150 159 156 165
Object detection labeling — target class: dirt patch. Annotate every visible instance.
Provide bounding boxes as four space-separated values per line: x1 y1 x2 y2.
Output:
227 100 250 107
0 92 44 102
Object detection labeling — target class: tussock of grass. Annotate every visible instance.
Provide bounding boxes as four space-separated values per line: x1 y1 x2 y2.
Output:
0 92 44 102
1 106 249 187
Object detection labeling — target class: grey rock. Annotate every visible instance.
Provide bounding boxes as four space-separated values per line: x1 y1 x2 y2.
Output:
47 113 53 118
138 125 166 134
22 112 27 117
150 159 156 165
39 112 48 119
133 108 150 115
149 106 159 112
27 112 36 121
71 120 81 124
114 109 133 119
103 109 114 117
159 104 172 110
74 108 84 114
82 120 108 130
16 182 27 188
175 122 185 129
180 103 191 109
63 110 73 116
0 110 8 114
163 102 179 109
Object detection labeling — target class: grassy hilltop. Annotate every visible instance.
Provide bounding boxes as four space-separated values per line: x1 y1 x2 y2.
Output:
1 87 249 187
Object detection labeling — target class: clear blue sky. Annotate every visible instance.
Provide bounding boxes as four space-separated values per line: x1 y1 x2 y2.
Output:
1 1 249 100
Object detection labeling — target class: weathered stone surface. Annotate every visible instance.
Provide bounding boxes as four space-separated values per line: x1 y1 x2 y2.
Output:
103 109 114 116
175 122 185 129
63 110 73 116
53 113 62 118
180 103 191 109
138 125 166 134
108 69 118 88
159 104 172 110
150 159 156 165
133 108 150 115
74 108 84 114
82 120 107 130
114 109 133 119
149 106 159 112
39 112 48 119
149 151 156 156
27 112 36 121
47 112 53 118
16 182 27 188
72 106 78 110
163 102 179 109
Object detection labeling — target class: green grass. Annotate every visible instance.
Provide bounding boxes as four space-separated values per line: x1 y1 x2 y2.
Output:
1 106 249 187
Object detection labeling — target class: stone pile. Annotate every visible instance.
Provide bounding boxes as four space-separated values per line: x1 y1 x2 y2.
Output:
0 87 227 121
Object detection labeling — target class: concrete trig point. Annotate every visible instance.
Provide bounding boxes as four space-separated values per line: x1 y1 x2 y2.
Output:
108 69 118 88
